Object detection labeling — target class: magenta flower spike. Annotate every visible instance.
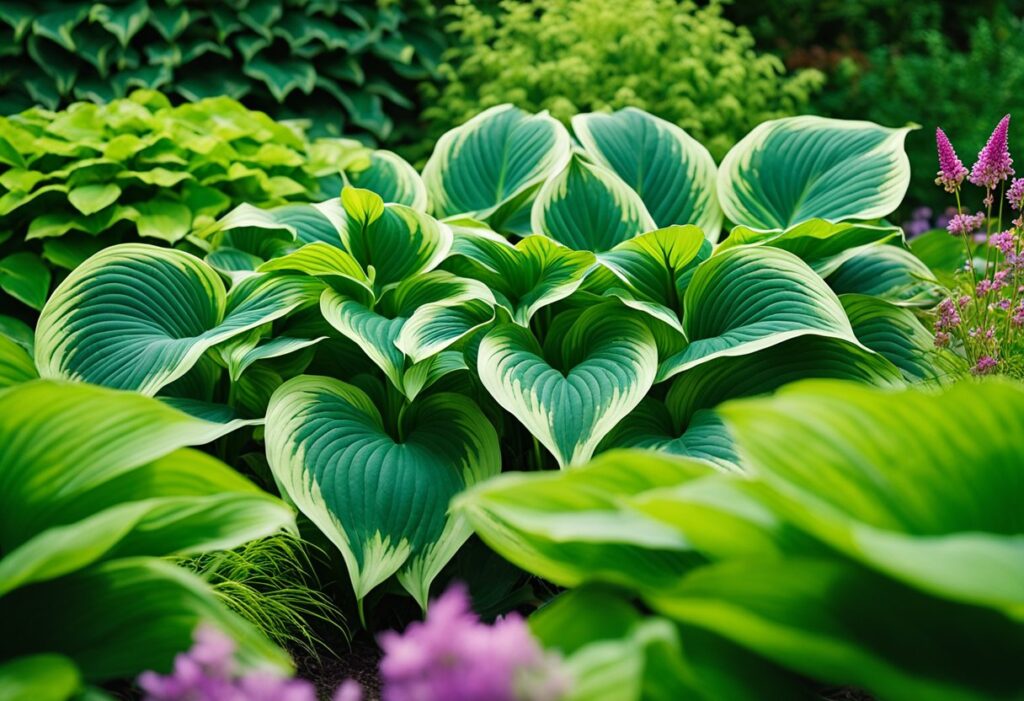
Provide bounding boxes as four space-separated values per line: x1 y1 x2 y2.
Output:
935 128 968 192
970 115 1014 190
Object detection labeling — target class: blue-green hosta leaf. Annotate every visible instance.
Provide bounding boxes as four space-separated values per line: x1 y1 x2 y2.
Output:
718 379 1024 618
257 241 373 302
716 219 904 277
0 251 51 310
532 153 656 253
718 117 912 229
216 332 327 382
35 245 319 395
0 654 80 701
346 149 427 210
207 201 336 255
841 294 966 384
422 104 571 230
478 304 658 467
658 247 860 382
456 450 710 590
320 272 492 399
0 334 37 388
444 223 597 324
265 376 500 607
587 225 710 333
90 0 149 46
573 107 723 241
650 558 1024 701
826 244 942 306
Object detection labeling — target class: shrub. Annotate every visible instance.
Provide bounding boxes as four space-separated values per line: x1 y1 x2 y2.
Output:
0 0 443 142
0 381 295 700
0 90 369 313
418 0 825 162
23 105 956 616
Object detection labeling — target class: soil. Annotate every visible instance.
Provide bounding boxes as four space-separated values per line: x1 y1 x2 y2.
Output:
296 637 383 701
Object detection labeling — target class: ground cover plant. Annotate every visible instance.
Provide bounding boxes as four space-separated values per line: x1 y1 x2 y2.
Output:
0 90 369 315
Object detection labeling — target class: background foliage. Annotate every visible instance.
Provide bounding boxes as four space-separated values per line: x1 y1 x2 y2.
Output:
418 0 825 162
0 0 443 143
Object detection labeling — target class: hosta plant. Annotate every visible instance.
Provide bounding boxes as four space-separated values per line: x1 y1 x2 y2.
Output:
459 379 1024 700
0 89 370 313
27 105 956 611
0 380 295 700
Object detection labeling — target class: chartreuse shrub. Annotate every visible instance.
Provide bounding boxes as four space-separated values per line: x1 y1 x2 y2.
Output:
419 0 825 161
0 380 296 700
24 105 959 613
0 89 370 313
459 379 1024 700
0 0 443 141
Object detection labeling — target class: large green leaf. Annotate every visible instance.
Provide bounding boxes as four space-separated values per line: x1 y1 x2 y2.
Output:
650 558 1024 701
573 107 722 241
444 222 596 325
718 379 1024 617
0 654 80 701
422 104 571 230
456 450 710 590
34 245 319 394
826 244 942 307
658 247 860 381
265 375 500 607
0 251 51 310
0 334 37 388
718 117 912 229
346 149 427 210
478 304 658 467
532 153 656 253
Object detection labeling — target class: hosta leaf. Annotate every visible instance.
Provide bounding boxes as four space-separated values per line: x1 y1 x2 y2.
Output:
243 55 316 102
135 198 192 243
0 334 37 388
67 183 121 216
841 294 965 384
573 107 722 241
599 402 740 470
478 304 657 467
445 224 596 325
0 558 290 680
456 450 711 589
532 154 656 253
588 225 710 333
257 242 372 301
35 245 317 394
265 376 500 607
422 104 571 230
347 149 427 210
0 654 80 701
217 334 326 382
0 251 51 310
209 202 332 252
395 298 495 364
716 219 903 277
658 247 860 381
718 379 1024 617
650 558 1024 701
826 244 941 306
718 117 912 229
90 0 149 47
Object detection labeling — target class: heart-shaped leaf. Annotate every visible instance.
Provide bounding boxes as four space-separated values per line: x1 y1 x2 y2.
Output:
346 149 427 210
35 244 320 394
423 104 571 230
264 375 500 607
573 107 723 241
532 153 656 252
478 304 658 467
718 116 912 229
658 247 861 381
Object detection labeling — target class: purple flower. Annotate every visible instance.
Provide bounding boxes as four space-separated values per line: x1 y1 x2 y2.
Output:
947 211 985 236
378 584 569 701
934 331 951 347
991 230 1017 254
970 115 1014 190
973 355 999 375
1007 178 1024 210
934 298 962 331
935 128 968 192
334 680 364 701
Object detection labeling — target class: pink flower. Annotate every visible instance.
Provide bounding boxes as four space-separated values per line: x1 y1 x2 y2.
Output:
934 298 962 331
934 331 951 347
947 211 985 236
991 230 1017 255
973 355 999 375
935 128 969 192
1007 177 1024 210
970 115 1014 190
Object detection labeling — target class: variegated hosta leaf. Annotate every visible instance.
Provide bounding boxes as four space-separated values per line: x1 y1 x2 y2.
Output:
478 304 658 467
587 225 711 333
718 116 913 229
444 222 597 325
206 201 337 254
532 153 656 253
257 241 374 303
320 271 494 399
264 376 501 608
422 104 571 230
658 247 861 382
215 330 327 382
826 245 942 307
716 219 904 277
841 294 966 384
603 336 903 468
35 244 320 395
573 107 723 241
346 149 427 211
